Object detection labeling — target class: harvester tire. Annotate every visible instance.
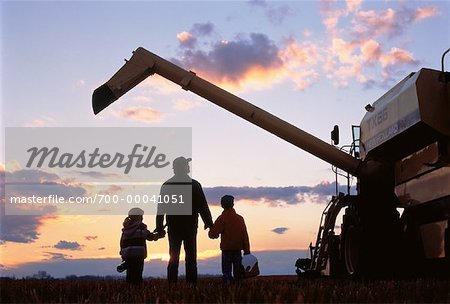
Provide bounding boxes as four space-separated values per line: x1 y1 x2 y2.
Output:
341 210 362 276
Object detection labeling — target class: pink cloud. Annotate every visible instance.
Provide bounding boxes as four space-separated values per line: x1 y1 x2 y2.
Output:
173 99 203 111
177 33 282 85
380 47 418 67
415 6 439 20
177 31 197 49
23 116 56 127
303 30 312 37
175 1 437 90
353 8 397 37
331 38 359 64
327 40 417 87
98 185 123 195
331 62 362 88
320 0 362 35
318 1 437 88
346 0 362 13
360 40 381 63
176 33 324 91
352 6 439 39
279 39 322 89
112 106 163 123
280 39 322 66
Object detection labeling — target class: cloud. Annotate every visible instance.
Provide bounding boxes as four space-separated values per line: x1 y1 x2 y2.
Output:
177 31 197 49
415 6 439 20
265 4 294 25
303 30 312 37
319 1 437 88
346 0 362 13
248 0 294 25
272 227 289 234
325 39 419 88
1 169 88 243
5 169 60 183
176 33 322 90
177 22 214 49
44 252 72 261
72 171 120 179
379 47 418 68
360 40 382 64
330 38 358 65
112 106 163 123
268 3 438 89
248 0 266 8
203 181 349 207
23 116 56 127
320 0 356 36
84 235 98 241
54 240 83 251
5 169 87 204
279 39 322 89
177 33 282 86
1 169 58 244
173 98 203 111
191 22 214 36
352 6 439 39
132 95 152 103
173 2 436 91
0 213 55 244
98 185 123 195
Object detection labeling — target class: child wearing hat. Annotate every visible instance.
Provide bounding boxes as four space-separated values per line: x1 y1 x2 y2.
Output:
117 207 162 284
208 195 251 283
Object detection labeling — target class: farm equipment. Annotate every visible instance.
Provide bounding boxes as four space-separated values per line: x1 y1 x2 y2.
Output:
92 47 450 277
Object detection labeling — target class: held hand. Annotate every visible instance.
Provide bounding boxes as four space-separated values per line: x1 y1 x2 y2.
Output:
207 232 215 240
147 231 160 242
157 229 166 239
153 227 166 239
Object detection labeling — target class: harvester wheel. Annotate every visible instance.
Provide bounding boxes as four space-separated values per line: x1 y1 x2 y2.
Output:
341 210 362 276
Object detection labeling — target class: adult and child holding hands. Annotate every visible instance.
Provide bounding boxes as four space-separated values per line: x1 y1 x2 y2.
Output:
118 157 257 284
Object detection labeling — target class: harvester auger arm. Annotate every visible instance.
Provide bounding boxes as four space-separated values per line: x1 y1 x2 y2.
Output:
92 47 363 177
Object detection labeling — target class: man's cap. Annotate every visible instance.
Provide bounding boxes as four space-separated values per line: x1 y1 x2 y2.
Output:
172 156 192 169
221 195 234 209
128 207 144 216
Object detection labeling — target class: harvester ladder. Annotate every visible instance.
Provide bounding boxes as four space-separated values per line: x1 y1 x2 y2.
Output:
310 194 349 273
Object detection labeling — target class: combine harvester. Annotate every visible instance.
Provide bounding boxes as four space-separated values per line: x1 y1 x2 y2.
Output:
92 47 450 278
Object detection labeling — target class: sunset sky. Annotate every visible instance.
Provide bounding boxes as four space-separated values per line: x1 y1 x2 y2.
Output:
1 0 449 278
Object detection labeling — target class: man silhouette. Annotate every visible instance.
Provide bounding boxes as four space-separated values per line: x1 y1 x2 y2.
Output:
156 156 213 284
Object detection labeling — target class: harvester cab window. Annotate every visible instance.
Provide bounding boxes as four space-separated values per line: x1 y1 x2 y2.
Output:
351 126 360 159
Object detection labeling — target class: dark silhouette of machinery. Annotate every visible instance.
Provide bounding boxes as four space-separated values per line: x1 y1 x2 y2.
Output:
92 47 450 277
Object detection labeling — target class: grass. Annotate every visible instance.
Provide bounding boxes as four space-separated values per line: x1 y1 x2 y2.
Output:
1 276 449 303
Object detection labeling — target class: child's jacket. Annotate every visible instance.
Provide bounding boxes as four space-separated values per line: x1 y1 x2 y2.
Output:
120 220 157 259
208 208 250 253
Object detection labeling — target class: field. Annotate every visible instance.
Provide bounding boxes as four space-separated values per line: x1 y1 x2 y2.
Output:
1 276 449 303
